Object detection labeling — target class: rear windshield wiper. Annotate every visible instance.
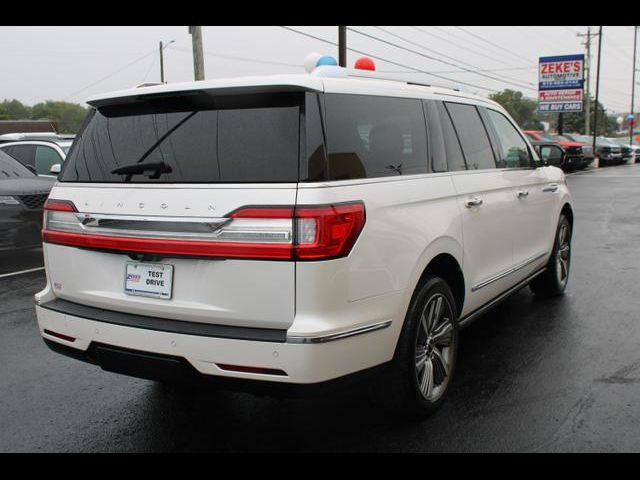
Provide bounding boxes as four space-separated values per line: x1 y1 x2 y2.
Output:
111 162 173 182
110 110 198 182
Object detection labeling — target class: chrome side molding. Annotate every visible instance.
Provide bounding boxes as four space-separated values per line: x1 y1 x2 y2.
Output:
287 320 392 344
460 267 547 329
472 251 548 293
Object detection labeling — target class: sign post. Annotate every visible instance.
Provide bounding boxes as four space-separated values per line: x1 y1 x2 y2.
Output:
538 54 585 114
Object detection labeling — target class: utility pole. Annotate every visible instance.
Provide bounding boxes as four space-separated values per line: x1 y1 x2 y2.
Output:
631 26 638 146
160 41 165 83
578 27 600 135
592 26 604 163
558 113 564 136
338 26 347 68
189 26 205 81
159 40 175 84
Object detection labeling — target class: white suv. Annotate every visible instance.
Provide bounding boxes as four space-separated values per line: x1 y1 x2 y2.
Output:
35 67 573 416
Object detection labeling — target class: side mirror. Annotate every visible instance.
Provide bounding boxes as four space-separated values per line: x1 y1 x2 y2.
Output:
50 164 61 175
25 164 37 175
538 145 565 167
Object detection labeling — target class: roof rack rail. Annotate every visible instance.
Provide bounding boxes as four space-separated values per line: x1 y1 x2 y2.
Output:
317 67 463 92
135 82 164 89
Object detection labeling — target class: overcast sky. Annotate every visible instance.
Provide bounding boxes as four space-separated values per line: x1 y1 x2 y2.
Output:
0 26 636 113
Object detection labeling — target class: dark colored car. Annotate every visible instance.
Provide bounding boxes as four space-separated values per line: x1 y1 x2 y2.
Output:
524 131 589 170
565 135 624 166
0 150 55 252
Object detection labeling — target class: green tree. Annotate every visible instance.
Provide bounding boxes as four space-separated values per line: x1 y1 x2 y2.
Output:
0 99 31 121
30 101 88 134
489 89 544 130
548 96 617 137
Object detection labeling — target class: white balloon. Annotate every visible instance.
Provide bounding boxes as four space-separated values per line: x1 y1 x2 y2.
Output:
304 53 323 73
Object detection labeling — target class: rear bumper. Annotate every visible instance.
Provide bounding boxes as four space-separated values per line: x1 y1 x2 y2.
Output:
36 301 397 387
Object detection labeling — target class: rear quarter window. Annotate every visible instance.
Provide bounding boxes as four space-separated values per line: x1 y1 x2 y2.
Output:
323 94 428 180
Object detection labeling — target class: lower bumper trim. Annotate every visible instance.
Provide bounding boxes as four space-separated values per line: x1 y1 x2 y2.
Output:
40 298 287 344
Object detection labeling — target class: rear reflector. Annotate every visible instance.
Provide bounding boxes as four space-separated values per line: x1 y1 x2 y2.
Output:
42 201 365 261
43 329 76 343
216 364 288 377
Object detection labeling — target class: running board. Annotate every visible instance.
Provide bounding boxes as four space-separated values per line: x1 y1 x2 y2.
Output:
459 268 547 329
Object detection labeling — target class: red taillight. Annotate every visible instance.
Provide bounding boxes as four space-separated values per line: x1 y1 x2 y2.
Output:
42 200 365 261
43 199 77 212
294 203 366 260
229 202 366 260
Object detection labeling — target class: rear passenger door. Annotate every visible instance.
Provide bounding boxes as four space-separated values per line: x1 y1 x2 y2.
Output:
439 101 517 314
483 108 555 281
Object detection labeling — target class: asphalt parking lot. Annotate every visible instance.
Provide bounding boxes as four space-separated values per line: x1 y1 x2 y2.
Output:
2 164 640 452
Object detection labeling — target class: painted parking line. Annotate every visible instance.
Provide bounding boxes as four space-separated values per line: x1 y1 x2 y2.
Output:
0 267 45 280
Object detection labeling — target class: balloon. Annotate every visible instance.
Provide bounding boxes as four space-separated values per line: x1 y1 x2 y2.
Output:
316 56 338 67
354 57 376 71
304 53 323 73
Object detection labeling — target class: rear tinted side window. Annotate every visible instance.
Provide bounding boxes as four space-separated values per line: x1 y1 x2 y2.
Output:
3 145 36 167
445 102 496 171
324 94 428 180
436 102 467 172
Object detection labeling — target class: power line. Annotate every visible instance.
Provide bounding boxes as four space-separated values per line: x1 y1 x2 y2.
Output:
278 26 499 93
172 47 299 68
454 26 536 64
366 26 537 91
409 26 534 69
63 49 157 101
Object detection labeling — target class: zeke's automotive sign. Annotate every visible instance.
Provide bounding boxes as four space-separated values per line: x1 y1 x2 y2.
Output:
538 54 585 113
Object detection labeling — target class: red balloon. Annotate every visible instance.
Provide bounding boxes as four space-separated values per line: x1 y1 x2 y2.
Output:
355 57 376 71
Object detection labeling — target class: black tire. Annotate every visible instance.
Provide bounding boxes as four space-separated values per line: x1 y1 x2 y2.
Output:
380 276 459 418
530 214 572 298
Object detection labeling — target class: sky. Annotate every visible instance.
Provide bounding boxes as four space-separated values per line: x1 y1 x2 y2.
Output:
0 26 636 114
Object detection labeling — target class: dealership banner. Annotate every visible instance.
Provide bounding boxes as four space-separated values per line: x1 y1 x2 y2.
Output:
538 54 585 113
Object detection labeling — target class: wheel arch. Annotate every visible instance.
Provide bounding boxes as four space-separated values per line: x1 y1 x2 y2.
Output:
561 202 574 229
405 237 466 320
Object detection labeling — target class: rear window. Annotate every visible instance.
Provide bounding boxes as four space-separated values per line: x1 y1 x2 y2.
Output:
60 93 302 184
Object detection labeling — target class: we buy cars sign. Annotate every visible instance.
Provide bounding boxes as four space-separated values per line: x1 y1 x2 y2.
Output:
538 54 585 113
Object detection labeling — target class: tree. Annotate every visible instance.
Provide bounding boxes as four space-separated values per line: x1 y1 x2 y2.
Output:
0 99 88 133
0 99 31 121
489 90 544 130
548 96 615 136
30 101 88 134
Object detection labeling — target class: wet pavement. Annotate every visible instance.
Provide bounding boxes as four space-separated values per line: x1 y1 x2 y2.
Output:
2 165 640 452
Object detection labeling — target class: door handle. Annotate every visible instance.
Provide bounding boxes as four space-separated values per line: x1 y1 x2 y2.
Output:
465 197 484 208
516 190 529 199
542 184 559 193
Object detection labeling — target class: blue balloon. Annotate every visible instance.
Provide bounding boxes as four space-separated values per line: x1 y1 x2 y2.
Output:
316 56 338 67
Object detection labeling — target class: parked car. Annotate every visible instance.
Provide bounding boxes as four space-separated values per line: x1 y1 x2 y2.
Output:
553 135 595 168
564 135 624 166
36 68 573 416
0 136 73 177
606 138 640 163
524 131 589 171
0 150 55 252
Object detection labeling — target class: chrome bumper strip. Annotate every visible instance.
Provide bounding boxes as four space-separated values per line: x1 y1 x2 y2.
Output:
287 320 393 344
